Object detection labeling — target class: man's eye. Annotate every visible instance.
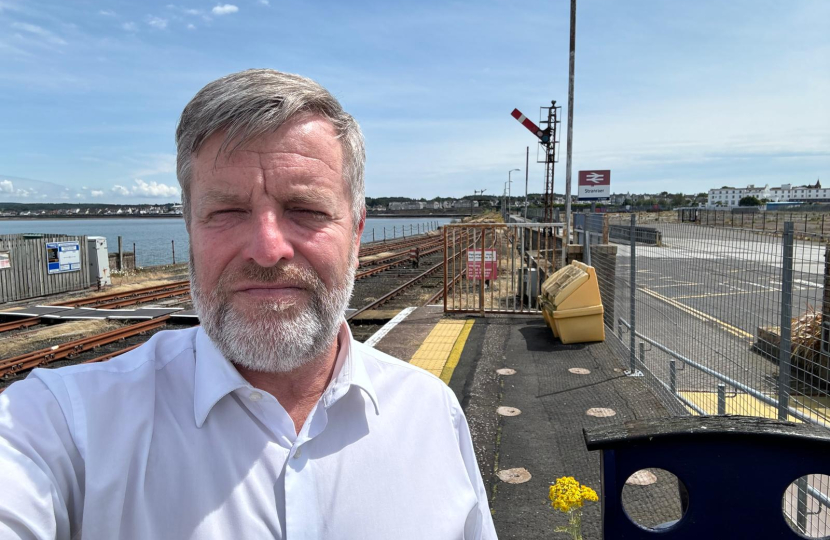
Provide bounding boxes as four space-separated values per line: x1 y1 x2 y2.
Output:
294 209 329 219
209 209 245 220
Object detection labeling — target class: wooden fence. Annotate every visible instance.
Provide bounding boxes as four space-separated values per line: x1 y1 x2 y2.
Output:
0 234 92 304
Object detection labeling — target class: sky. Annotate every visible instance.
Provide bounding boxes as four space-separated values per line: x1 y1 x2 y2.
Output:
0 0 827 204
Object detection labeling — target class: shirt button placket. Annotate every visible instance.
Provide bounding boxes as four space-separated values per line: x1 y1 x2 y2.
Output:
284 444 319 540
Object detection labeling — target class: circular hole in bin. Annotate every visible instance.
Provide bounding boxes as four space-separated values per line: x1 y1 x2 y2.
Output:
622 468 688 531
782 474 830 539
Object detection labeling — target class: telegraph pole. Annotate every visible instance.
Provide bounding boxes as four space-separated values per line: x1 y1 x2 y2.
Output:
563 0 577 267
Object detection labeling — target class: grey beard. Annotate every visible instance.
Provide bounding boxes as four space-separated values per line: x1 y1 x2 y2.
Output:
190 248 355 373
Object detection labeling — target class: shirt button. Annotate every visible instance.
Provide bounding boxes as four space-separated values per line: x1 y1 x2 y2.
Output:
249 391 263 402
293 447 302 459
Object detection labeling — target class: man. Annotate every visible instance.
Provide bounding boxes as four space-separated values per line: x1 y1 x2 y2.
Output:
0 69 497 539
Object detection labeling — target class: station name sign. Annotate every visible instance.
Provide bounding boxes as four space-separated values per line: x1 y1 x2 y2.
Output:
577 170 611 200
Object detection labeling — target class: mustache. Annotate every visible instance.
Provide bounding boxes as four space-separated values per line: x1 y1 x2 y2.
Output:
217 262 323 290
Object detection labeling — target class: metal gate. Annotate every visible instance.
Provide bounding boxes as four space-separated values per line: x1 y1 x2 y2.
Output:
443 223 560 314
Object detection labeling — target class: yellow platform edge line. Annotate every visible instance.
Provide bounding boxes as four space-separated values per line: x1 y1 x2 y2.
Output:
409 320 468 376
440 320 475 384
679 391 830 426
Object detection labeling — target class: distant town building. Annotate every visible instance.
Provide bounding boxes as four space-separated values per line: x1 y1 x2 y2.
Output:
708 180 824 207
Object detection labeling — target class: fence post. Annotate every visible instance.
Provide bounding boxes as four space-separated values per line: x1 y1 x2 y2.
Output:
805 213 808 233
796 477 809 533
669 358 677 394
717 383 726 415
372 229 375 243
383 227 386 242
776 212 779 232
171 240 176 265
583 230 591 266
628 213 638 375
118 236 123 271
778 221 794 420
133 243 136 269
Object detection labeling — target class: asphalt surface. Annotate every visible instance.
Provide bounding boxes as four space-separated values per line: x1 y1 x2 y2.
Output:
448 316 676 540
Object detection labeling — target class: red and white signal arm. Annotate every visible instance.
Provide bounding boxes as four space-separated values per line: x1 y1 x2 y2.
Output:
577 170 611 200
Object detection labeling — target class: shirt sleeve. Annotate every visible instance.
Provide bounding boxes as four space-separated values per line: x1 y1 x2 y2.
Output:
0 377 84 540
450 397 498 540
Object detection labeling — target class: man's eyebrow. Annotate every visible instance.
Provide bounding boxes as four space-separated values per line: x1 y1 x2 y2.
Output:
197 190 251 207
285 189 340 207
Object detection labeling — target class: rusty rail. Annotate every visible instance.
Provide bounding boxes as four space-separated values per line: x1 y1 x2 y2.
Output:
57 280 190 307
0 316 170 379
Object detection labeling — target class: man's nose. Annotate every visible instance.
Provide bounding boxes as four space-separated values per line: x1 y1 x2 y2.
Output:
244 210 294 267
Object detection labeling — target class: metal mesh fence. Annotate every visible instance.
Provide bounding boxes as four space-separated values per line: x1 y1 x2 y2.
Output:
443 224 559 314
596 213 830 536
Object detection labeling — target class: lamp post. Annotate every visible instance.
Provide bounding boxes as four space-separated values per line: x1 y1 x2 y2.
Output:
508 168 520 217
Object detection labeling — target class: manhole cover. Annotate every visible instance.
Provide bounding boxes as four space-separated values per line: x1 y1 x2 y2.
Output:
497 468 532 484
586 407 616 417
626 470 658 486
497 406 522 416
569 368 591 375
496 368 516 376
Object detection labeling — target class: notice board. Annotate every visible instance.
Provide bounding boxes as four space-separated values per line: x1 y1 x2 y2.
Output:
46 241 81 274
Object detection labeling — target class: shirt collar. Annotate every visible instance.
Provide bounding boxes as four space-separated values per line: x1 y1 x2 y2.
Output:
193 327 250 428
193 321 380 428
322 322 380 415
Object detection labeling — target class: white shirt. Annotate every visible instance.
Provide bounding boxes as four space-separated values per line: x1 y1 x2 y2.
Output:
0 323 497 540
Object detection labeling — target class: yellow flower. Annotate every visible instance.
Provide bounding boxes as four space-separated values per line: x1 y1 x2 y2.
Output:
548 477 599 514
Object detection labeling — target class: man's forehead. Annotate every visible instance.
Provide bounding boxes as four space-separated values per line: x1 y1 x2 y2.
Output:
194 115 343 174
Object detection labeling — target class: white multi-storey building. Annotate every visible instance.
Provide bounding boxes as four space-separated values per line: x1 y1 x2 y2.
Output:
708 181 825 207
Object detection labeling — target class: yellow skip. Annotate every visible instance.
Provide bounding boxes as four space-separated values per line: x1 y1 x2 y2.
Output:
409 319 474 384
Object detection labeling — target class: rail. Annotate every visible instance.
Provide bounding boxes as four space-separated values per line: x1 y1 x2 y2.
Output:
0 316 170 379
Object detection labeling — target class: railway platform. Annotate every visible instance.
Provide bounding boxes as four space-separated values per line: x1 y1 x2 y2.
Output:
369 308 675 540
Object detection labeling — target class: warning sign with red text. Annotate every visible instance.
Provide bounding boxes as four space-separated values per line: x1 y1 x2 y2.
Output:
578 170 611 200
468 249 498 280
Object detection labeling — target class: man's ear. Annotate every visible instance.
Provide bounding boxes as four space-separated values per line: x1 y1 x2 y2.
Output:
354 209 366 269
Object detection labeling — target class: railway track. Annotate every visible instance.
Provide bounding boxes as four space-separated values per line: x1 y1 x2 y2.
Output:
0 316 172 380
0 280 192 335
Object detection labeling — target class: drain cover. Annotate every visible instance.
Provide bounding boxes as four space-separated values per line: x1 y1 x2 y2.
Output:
626 470 658 486
497 406 522 416
586 407 616 417
497 468 532 484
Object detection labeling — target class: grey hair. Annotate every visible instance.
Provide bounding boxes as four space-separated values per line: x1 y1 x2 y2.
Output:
175 68 365 228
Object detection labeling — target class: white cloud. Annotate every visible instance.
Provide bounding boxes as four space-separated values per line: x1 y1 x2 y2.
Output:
258 0 269 5
146 16 168 29
98 9 116 16
91 190 104 197
212 4 238 15
122 22 137 32
187 23 196 30
184 8 202 15
112 179 179 198
0 179 13 193
11 22 67 45
75 193 85 199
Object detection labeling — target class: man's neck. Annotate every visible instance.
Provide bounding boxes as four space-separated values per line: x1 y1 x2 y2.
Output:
235 336 340 435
